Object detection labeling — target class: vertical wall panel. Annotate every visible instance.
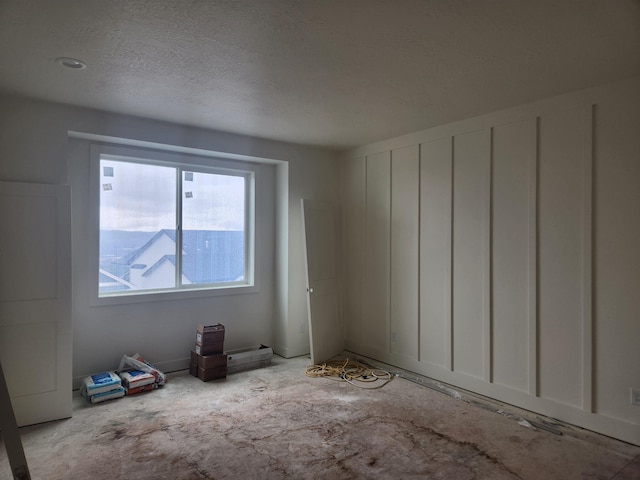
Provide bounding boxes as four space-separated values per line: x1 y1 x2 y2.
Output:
342 78 640 445
581 107 593 413
342 157 365 348
420 137 453 368
452 130 490 379
362 151 391 354
538 107 587 408
527 124 538 396
390 145 420 359
491 119 535 392
593 90 640 424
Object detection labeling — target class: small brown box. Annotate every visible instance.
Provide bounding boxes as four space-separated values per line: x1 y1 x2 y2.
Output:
196 323 225 344
189 350 198 376
195 342 222 356
197 366 227 382
196 324 225 354
197 353 228 370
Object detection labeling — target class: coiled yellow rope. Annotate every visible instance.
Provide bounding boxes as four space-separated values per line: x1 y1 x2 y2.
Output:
305 358 393 389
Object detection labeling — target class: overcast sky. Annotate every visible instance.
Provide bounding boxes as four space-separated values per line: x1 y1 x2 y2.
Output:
100 160 245 232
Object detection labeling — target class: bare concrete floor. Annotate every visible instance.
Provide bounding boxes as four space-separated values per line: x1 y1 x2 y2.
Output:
1 355 639 479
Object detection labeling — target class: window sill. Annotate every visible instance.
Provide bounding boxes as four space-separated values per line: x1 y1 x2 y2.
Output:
90 283 259 307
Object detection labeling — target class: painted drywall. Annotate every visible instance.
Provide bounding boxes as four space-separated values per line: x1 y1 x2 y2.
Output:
341 76 640 446
284 152 341 358
0 94 340 384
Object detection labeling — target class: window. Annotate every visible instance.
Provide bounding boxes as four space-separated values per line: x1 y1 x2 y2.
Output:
93 145 256 300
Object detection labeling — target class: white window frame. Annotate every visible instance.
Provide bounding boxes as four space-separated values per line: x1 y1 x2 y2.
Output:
89 143 260 306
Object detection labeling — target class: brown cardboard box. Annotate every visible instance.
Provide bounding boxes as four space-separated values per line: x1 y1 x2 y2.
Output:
189 350 198 377
196 324 225 353
197 365 227 382
197 352 228 369
195 342 223 356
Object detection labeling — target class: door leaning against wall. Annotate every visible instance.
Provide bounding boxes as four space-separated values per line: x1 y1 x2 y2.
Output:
0 181 72 426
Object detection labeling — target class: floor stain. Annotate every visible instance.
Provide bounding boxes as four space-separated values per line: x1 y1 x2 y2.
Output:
3 360 638 480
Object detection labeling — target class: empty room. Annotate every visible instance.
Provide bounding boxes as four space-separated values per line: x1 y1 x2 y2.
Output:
1 1 639 479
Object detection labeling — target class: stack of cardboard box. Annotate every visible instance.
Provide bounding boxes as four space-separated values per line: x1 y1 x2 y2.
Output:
190 324 227 381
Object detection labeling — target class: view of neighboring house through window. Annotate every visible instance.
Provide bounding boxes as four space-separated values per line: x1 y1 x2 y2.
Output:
99 154 251 296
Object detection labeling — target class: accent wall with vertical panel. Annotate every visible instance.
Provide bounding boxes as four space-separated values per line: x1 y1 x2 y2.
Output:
340 76 640 446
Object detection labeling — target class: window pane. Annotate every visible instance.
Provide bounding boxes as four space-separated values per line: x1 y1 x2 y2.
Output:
181 171 245 285
99 159 177 294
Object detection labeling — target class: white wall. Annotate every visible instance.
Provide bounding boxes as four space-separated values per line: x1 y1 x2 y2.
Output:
0 94 340 383
341 76 640 446
284 154 342 358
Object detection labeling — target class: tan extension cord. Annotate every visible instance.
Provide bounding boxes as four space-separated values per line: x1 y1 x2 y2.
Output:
305 358 394 389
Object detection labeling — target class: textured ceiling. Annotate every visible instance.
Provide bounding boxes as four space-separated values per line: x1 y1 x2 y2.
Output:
1 0 639 149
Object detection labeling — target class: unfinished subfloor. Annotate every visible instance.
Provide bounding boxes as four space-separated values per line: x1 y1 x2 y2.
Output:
1 355 638 480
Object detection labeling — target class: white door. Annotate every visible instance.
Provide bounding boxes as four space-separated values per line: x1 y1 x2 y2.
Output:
0 181 72 426
301 199 343 364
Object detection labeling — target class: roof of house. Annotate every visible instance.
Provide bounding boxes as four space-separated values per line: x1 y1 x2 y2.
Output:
122 229 245 284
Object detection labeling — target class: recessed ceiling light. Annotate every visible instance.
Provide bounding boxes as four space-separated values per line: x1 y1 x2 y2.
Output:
55 57 87 69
